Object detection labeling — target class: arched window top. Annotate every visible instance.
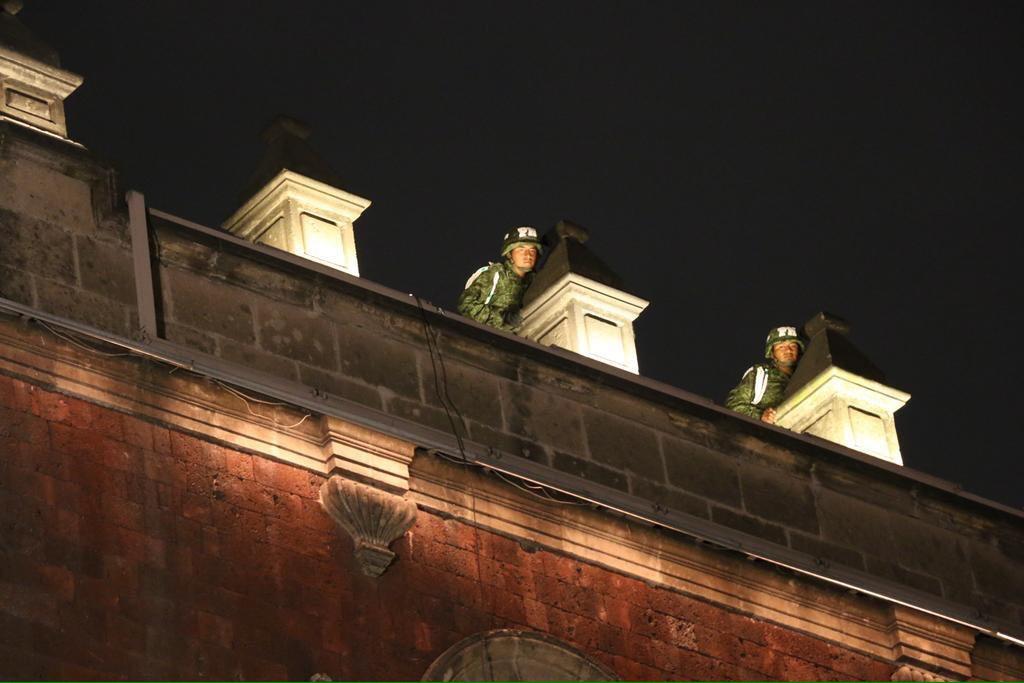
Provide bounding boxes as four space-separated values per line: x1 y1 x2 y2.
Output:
422 629 619 682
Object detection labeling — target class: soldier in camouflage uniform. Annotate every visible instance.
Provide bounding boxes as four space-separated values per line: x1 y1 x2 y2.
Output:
725 326 805 424
457 226 543 332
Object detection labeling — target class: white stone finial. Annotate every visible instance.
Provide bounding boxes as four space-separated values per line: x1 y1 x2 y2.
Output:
775 366 910 464
774 313 910 465
223 117 371 276
519 221 648 374
520 278 648 373
0 2 83 139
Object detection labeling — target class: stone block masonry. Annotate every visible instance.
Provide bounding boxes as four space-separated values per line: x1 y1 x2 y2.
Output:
146 214 1024 633
0 122 136 336
0 372 902 680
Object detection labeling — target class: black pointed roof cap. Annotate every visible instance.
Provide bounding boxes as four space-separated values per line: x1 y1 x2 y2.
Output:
784 312 887 398
523 220 626 306
0 1 61 67
237 115 346 204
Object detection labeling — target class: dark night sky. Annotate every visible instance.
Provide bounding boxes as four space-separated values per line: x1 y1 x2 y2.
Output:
23 2 1024 508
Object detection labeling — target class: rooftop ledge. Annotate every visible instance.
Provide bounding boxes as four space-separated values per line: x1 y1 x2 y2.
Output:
143 202 1018 522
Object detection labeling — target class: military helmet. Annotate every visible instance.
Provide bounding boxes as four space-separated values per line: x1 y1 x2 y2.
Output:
764 325 805 359
501 226 543 257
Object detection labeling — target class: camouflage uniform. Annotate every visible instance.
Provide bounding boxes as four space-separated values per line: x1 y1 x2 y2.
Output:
724 363 793 419
457 260 534 331
725 326 804 419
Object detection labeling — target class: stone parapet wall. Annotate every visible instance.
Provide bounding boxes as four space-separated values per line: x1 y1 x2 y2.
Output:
0 122 134 337
2 122 1023 637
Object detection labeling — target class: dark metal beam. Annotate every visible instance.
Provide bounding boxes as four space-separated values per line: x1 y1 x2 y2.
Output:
127 190 158 341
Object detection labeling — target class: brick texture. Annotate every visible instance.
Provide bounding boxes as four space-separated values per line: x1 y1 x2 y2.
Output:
0 374 899 681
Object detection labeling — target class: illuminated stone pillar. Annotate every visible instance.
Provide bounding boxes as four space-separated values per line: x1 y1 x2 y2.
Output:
775 313 909 465
223 116 370 276
519 221 648 374
0 1 83 139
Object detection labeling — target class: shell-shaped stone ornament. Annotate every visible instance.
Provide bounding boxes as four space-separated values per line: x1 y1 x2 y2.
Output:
318 476 417 577
890 664 951 682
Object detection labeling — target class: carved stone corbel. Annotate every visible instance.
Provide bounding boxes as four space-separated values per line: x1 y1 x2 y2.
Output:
319 415 416 493
318 475 417 577
890 664 951 681
885 605 974 680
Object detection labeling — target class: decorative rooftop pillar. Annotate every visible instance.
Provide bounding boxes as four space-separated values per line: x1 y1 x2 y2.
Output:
518 221 649 374
223 116 371 276
0 1 83 139
775 312 910 465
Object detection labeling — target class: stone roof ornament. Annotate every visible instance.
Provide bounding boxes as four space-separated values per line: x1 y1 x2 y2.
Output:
526 219 625 296
0 0 83 138
518 220 648 374
237 115 348 204
554 219 590 244
774 311 910 465
223 115 371 276
784 311 886 394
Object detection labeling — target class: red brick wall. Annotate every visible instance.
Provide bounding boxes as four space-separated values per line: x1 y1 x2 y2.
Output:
0 372 896 681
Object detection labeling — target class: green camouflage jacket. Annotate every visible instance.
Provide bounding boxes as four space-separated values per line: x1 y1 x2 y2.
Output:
457 260 533 331
724 363 792 418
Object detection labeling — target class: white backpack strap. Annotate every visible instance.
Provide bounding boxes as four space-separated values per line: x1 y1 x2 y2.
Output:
464 265 490 290
483 269 501 305
752 366 768 405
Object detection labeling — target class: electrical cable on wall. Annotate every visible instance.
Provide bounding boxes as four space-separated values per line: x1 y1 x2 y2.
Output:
426 448 587 507
213 379 312 430
411 290 586 647
412 296 588 507
23 315 313 432
37 320 133 357
413 295 469 460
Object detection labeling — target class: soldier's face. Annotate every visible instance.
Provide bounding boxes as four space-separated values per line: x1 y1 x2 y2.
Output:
509 246 538 274
772 341 801 366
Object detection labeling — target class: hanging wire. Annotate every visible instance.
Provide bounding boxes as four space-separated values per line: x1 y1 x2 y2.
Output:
491 470 589 506
37 320 133 357
213 379 289 407
213 379 312 429
427 448 588 507
410 295 590 508
28 315 312 432
413 295 470 460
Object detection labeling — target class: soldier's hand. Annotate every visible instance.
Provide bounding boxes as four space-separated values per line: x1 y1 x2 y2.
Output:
760 408 777 424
